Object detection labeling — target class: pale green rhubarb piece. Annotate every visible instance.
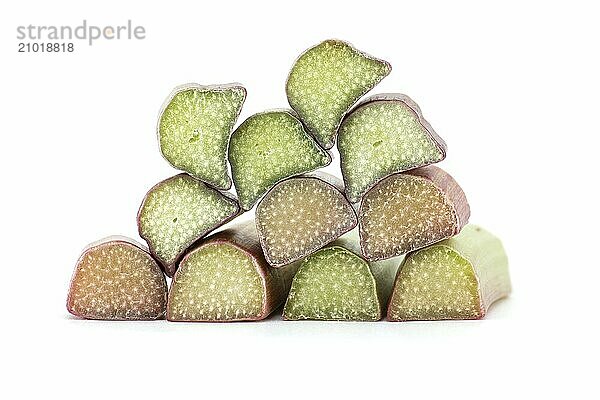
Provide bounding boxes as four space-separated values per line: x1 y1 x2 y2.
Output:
387 224 511 321
158 83 246 189
286 40 391 149
338 94 447 202
137 173 240 277
167 222 298 322
283 231 399 321
229 110 331 210
67 237 167 320
359 166 470 261
256 172 357 267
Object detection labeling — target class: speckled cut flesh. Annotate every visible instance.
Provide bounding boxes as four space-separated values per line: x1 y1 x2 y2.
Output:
283 246 382 321
158 83 246 189
387 225 511 321
359 166 470 261
167 222 296 322
338 94 447 202
256 174 357 267
286 40 391 149
67 237 167 320
137 174 241 277
228 110 331 210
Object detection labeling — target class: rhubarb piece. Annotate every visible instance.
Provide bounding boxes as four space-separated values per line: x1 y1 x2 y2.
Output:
229 110 331 210
338 94 447 202
359 166 470 261
167 222 298 322
286 40 391 149
283 231 399 321
387 225 511 321
158 83 246 189
137 173 241 277
256 172 357 267
67 237 167 320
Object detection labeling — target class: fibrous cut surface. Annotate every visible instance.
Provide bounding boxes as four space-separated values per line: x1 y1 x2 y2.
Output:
387 245 481 321
286 40 391 149
138 174 239 271
360 174 458 260
256 177 357 266
283 247 380 321
167 242 265 321
229 111 331 210
67 240 167 320
158 84 245 189
339 99 445 202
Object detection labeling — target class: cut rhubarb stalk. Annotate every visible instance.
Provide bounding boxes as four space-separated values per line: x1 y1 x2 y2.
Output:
359 166 470 261
256 172 357 267
387 225 511 321
67 237 167 320
167 222 298 322
137 173 241 277
228 110 331 210
283 231 399 321
158 83 246 189
286 40 391 149
338 94 447 202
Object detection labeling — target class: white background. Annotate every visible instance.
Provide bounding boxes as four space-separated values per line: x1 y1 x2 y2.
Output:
1 1 598 398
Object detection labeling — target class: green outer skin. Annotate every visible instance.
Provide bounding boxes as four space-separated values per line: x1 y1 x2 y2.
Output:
387 224 511 321
228 110 331 210
283 229 401 321
158 83 246 190
286 39 391 149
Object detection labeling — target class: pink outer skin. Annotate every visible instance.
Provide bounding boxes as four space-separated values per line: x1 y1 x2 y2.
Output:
358 165 471 261
338 93 447 203
66 236 168 320
255 171 358 268
285 39 392 150
136 173 242 278
166 221 298 322
156 82 247 191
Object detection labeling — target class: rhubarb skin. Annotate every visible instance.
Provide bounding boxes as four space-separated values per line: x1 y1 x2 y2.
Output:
167 221 299 322
338 93 447 203
282 230 399 321
387 225 511 321
286 39 391 149
137 173 241 277
359 165 470 261
67 237 167 320
255 172 357 267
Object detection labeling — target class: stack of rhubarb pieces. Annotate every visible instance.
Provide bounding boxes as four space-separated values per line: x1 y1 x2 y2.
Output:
67 40 511 323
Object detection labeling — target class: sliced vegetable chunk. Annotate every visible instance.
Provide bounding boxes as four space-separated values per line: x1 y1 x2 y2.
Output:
387 225 511 321
286 40 391 149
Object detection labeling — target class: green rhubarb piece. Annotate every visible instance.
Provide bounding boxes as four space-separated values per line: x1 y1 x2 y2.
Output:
167 222 297 322
256 173 357 267
359 166 470 261
229 110 331 210
286 40 391 149
338 94 447 202
283 231 399 321
137 173 240 277
158 83 246 189
387 225 511 321
67 237 167 320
